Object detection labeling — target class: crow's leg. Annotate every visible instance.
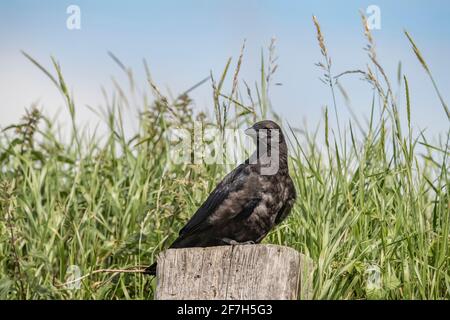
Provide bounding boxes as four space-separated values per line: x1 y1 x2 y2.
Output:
220 238 255 245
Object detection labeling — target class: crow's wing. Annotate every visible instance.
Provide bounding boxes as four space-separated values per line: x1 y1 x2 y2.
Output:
178 163 251 237
274 197 295 225
274 179 296 225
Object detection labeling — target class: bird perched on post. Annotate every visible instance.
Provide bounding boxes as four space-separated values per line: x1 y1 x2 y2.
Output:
145 120 296 275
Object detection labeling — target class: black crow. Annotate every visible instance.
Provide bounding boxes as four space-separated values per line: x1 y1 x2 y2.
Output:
145 120 296 275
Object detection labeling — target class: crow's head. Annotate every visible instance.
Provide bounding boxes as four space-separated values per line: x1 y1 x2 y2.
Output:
245 120 287 152
244 120 287 168
244 120 283 142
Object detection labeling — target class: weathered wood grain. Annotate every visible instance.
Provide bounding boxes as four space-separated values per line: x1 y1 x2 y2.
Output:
155 244 313 300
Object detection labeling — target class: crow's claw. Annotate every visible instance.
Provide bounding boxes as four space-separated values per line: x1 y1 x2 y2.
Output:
221 238 255 245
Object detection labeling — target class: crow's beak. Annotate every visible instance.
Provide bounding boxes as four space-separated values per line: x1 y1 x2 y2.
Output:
244 127 256 137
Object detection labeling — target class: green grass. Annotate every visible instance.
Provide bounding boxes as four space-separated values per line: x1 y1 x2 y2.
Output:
0 17 449 299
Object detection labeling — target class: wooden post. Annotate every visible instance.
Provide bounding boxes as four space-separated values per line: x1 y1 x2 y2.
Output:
155 244 313 300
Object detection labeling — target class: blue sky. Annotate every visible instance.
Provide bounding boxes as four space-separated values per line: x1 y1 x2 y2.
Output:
1 0 449 137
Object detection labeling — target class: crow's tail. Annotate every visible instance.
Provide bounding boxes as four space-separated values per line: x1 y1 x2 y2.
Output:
143 262 157 276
